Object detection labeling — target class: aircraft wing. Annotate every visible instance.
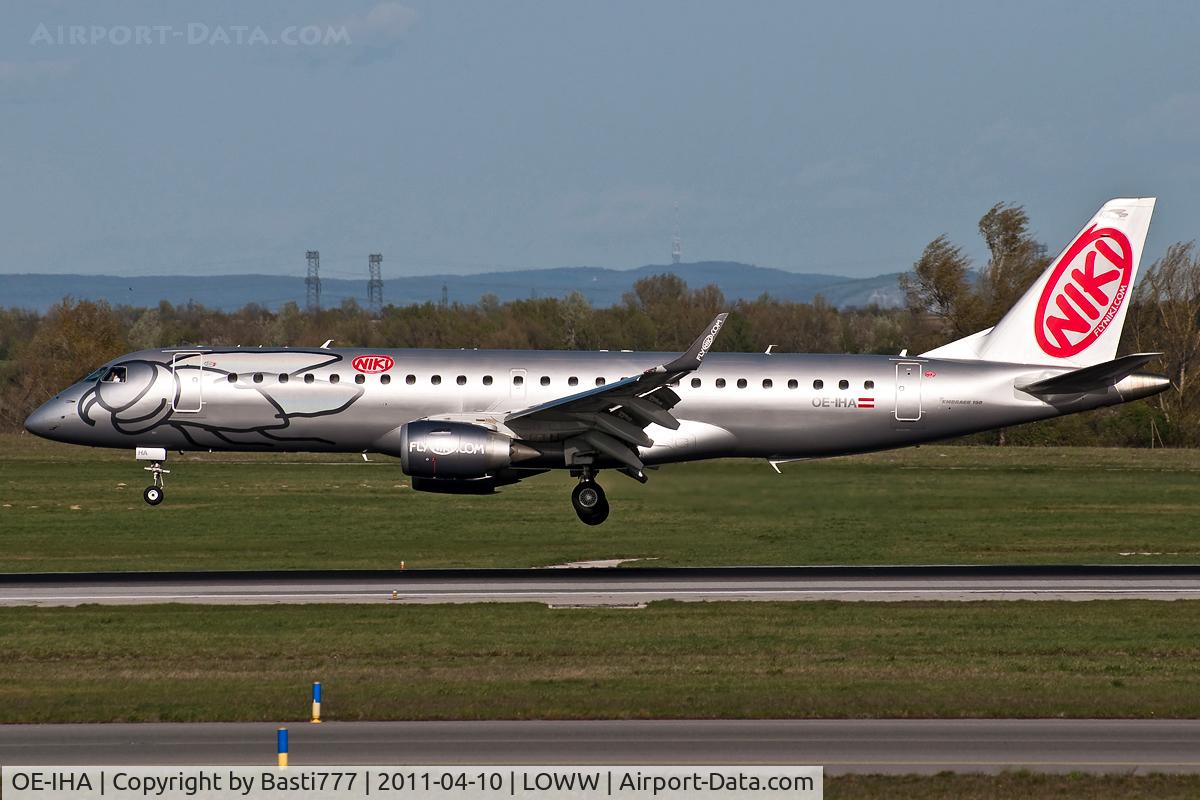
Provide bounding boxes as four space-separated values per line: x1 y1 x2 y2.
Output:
503 313 729 472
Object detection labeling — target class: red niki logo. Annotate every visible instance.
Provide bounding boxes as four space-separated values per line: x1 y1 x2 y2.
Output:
1034 225 1134 359
351 355 394 373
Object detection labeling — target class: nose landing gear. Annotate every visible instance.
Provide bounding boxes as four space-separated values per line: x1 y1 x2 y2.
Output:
142 463 168 505
135 447 170 506
571 475 609 525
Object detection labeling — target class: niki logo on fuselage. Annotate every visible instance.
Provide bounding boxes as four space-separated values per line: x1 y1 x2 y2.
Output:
1034 224 1134 358
352 355 394 373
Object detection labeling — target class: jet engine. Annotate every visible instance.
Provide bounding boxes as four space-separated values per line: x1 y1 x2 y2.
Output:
399 420 538 479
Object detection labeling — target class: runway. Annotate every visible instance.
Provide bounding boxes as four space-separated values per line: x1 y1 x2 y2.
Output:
2 565 1200 606
2 720 1198 774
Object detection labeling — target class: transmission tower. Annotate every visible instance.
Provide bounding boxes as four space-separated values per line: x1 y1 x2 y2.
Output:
671 202 683 265
367 253 383 315
305 250 322 312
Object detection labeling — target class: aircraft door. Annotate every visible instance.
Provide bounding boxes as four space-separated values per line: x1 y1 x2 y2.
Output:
509 368 527 402
172 352 204 412
894 361 922 421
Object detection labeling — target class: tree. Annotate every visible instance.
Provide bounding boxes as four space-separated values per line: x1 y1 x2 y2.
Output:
1130 242 1200 443
901 202 1050 353
976 202 1049 325
1 299 127 429
899 234 979 345
557 291 591 350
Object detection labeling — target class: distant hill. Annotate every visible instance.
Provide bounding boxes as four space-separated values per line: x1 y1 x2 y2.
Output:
0 261 904 313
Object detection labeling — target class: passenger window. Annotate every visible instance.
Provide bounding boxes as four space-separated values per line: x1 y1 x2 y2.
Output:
355 374 365 385
763 379 773 388
330 374 340 384
102 367 127 383
483 375 493 386
864 380 874 389
253 373 264 384
568 377 579 387
457 375 467 385
691 378 701 388
839 379 849 390
788 379 798 389
596 377 605 386
227 373 238 383
513 375 524 386
737 378 747 389
406 374 416 385
540 376 550 386
716 378 726 388
304 374 314 384
431 375 442 385
279 374 289 383
813 379 823 390
381 374 391 385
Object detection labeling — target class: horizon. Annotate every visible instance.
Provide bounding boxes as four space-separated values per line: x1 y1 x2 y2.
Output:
0 259 902 280
0 260 907 314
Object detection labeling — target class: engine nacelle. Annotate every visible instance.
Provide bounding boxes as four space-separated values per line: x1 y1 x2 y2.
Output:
400 420 530 479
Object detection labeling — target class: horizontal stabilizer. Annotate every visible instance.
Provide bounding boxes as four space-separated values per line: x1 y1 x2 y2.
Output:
1017 353 1160 395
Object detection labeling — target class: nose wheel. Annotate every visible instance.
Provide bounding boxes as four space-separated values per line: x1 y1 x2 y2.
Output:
571 478 609 525
142 461 169 506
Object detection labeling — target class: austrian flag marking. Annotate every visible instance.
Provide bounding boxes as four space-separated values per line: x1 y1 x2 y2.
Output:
858 397 875 409
351 354 394 373
1034 224 1134 359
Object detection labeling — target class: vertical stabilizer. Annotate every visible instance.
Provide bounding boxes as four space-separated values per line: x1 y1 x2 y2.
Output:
922 197 1155 367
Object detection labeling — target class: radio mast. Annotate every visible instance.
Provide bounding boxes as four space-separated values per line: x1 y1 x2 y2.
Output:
305 250 321 312
367 253 383 315
671 202 683 265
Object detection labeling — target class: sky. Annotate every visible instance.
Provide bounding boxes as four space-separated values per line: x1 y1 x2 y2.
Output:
2 1 1200 281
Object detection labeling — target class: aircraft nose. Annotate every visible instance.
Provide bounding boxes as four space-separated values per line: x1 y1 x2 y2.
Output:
24 399 64 438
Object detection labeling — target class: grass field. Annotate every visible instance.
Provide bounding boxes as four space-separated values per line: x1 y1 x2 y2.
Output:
825 774 1200 799
1 434 1199 571
2 600 1199 723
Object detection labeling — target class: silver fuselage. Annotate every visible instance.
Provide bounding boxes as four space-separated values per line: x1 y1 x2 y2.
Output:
26 347 1167 463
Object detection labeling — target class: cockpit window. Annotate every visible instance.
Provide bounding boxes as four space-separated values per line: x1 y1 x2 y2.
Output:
101 367 127 384
82 367 107 382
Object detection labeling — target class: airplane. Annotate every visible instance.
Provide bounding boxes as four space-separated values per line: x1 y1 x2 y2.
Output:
24 197 1168 525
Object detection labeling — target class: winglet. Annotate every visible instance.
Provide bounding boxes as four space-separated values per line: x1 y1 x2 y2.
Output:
658 313 730 374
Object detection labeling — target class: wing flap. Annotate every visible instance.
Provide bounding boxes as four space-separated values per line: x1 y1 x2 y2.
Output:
573 411 654 448
579 430 645 470
619 395 681 430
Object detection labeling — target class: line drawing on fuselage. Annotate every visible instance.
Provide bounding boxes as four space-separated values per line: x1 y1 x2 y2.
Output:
25 198 1170 524
75 350 364 448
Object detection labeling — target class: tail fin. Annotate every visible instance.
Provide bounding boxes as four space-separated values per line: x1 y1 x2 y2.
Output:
922 197 1156 367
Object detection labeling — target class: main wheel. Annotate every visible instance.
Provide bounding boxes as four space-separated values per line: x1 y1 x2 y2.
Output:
143 486 164 506
572 481 609 525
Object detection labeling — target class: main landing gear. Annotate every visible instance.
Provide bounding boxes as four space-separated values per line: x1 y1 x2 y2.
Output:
571 471 609 526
